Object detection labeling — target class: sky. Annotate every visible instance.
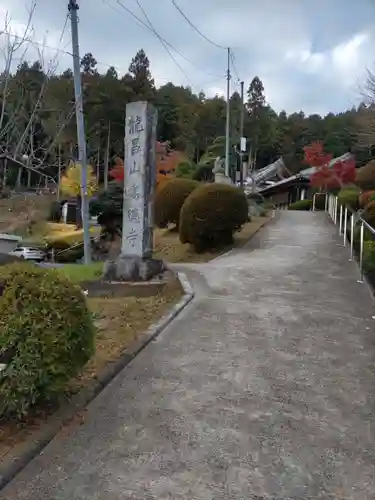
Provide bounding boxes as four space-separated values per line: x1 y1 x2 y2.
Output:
1 0 375 116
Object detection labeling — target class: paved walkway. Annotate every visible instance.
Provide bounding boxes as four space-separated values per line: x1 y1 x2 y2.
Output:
2 212 375 500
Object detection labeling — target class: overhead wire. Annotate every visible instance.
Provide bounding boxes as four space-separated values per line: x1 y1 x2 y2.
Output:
102 0 223 79
229 49 241 83
132 0 196 90
171 0 227 50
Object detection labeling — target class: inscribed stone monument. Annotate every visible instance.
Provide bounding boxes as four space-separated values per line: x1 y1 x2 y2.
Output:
103 101 164 281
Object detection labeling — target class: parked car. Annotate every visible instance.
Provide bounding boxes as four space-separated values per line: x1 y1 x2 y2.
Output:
8 246 46 262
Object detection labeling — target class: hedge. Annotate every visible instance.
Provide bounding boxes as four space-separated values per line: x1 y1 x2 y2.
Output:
288 199 312 211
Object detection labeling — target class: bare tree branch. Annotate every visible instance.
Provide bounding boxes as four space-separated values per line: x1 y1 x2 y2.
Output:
0 2 35 132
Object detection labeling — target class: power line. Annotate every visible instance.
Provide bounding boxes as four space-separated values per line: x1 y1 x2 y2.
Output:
229 49 241 83
171 0 227 50
132 0 196 90
0 28 225 92
102 0 222 79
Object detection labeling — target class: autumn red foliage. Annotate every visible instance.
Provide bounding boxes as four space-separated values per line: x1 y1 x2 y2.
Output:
109 142 184 186
304 142 332 168
109 157 125 182
304 142 356 190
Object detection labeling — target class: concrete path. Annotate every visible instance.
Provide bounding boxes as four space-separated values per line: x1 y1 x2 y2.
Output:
2 212 375 500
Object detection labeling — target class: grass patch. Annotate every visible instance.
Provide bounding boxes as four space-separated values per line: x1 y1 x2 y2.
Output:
0 277 182 461
30 222 101 245
54 262 104 282
153 215 270 263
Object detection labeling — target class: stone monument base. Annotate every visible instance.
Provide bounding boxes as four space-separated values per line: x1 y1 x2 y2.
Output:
103 255 165 282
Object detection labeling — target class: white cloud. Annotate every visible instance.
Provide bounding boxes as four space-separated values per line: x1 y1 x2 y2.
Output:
0 0 374 114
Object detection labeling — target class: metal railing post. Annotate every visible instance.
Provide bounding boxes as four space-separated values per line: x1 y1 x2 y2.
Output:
349 213 354 261
343 207 347 246
312 194 316 212
334 197 338 224
329 195 333 219
358 221 364 283
325 192 328 212
339 204 343 234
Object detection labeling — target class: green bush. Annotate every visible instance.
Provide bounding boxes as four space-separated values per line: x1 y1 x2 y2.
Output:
45 238 84 263
192 164 215 183
179 183 248 252
154 178 199 229
353 224 373 243
90 181 123 237
288 199 312 211
175 160 197 179
48 201 62 222
362 200 375 227
337 187 360 210
364 240 375 271
0 263 94 419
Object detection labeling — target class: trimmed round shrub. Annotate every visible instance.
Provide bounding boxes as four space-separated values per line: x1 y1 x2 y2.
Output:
337 187 360 211
0 263 94 419
154 178 199 229
179 183 248 252
288 199 312 211
355 160 375 190
359 190 375 208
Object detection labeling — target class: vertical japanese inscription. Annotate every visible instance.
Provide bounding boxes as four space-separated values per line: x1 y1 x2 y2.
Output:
121 101 156 257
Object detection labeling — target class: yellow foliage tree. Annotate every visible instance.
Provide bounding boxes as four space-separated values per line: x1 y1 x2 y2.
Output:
60 162 98 198
60 162 98 228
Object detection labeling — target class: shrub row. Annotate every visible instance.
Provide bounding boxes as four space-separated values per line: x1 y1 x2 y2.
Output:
288 199 312 211
154 178 250 252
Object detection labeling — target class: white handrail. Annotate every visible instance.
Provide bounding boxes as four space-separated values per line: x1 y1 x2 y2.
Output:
326 194 375 283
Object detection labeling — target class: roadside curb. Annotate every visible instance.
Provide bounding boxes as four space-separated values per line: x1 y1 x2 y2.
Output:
0 272 194 491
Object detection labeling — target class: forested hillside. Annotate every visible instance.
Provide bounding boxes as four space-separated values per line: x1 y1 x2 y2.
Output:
0 47 373 189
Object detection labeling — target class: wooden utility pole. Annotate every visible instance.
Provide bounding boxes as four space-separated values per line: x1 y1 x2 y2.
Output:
104 120 111 189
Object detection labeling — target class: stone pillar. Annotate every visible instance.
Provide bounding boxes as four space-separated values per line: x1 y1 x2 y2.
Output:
103 101 164 282
121 101 156 258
